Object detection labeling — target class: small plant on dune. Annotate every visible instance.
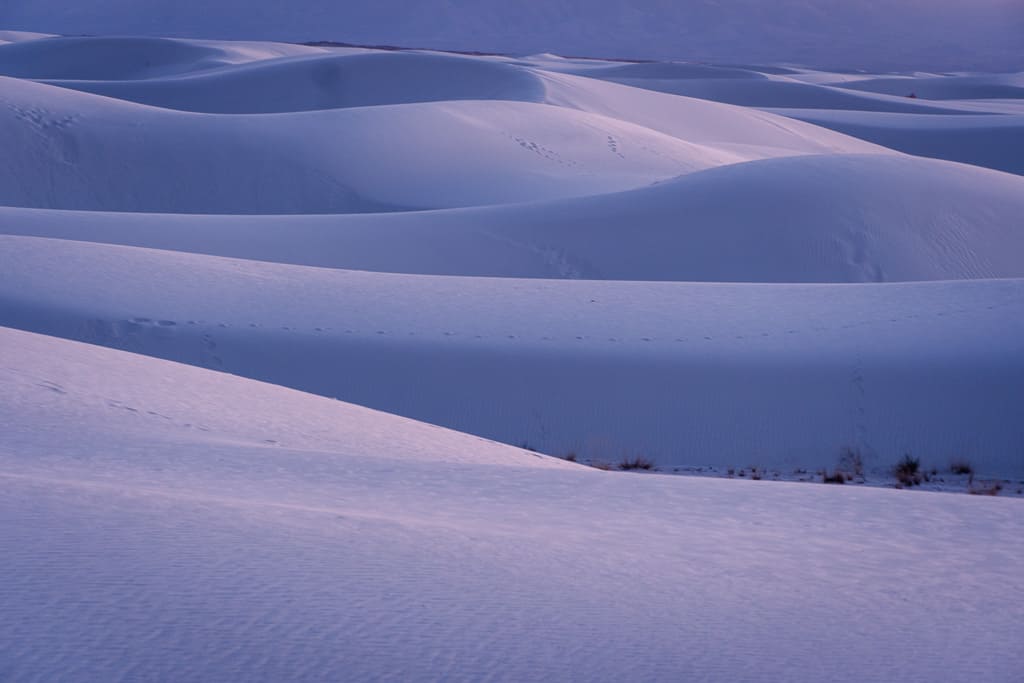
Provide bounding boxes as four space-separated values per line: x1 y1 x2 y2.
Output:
822 470 846 484
590 461 613 471
618 456 656 471
564 451 578 463
950 460 974 476
820 447 864 485
894 454 922 487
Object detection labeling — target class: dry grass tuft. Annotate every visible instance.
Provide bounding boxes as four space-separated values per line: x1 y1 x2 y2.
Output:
618 456 656 471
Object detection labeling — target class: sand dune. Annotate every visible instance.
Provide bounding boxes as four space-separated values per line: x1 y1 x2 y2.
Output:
831 72 1024 100
590 77 978 114
0 29 54 43
0 34 324 79
4 325 1021 682
3 235 1021 478
3 153 1023 282
1 77 756 212
1 37 1021 477
2 27 1023 683
39 49 548 113
775 110 1024 175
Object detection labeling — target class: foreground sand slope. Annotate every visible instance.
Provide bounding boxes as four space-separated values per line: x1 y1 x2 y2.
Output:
2 326 1022 682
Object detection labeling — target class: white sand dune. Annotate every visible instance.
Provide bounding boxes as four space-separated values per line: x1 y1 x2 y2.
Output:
831 72 1024 101
3 325 1022 682
0 325 562 469
565 72 976 114
538 62 1024 175
536 69 891 156
4 153 1024 282
773 110 1024 175
2 29 1022 682
558 60 773 81
0 34 324 79
0 29 54 43
0 54 898 215
2 235 1021 478
1 35 1021 473
37 49 549 113
1 76 760 212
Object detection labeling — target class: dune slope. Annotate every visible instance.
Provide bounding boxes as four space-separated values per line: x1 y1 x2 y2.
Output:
3 153 1023 282
38 50 548 112
2 325 1022 682
0 77 754 212
2 235 1021 478
771 110 1024 176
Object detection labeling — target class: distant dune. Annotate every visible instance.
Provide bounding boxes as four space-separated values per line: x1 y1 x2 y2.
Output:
2 0 1022 70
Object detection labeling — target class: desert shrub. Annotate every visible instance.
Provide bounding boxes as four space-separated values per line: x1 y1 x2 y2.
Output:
894 454 922 487
950 460 973 476
564 452 578 463
822 471 846 484
618 456 656 471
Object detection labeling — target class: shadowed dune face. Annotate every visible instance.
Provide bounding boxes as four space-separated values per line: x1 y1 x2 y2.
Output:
34 49 550 113
0 35 321 79
829 73 1024 101
2 234 1023 476
772 110 1024 176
